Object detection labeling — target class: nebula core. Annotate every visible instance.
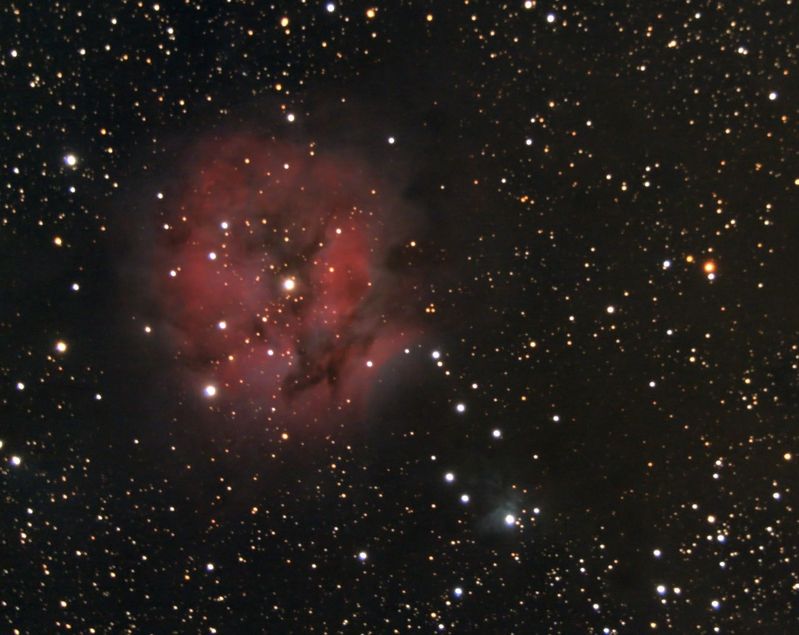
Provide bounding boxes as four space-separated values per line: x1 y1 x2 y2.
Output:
144 134 424 425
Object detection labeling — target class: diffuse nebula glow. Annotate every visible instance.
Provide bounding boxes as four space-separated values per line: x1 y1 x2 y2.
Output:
147 135 423 425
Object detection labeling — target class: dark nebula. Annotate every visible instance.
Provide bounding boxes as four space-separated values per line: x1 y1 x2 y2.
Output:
140 133 425 425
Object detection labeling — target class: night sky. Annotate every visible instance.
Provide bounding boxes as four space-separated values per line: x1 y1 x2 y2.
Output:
2 1 798 633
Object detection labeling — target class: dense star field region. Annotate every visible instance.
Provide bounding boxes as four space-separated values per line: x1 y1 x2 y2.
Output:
1 1 798 633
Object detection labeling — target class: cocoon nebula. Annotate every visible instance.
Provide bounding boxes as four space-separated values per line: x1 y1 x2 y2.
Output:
142 133 426 426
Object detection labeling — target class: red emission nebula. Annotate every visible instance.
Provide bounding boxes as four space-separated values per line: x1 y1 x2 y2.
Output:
148 135 424 425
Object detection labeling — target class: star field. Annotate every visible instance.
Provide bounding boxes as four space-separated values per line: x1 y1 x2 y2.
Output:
1 2 798 633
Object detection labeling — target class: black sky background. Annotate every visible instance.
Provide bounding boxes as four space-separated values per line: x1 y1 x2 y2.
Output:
2 1 798 633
